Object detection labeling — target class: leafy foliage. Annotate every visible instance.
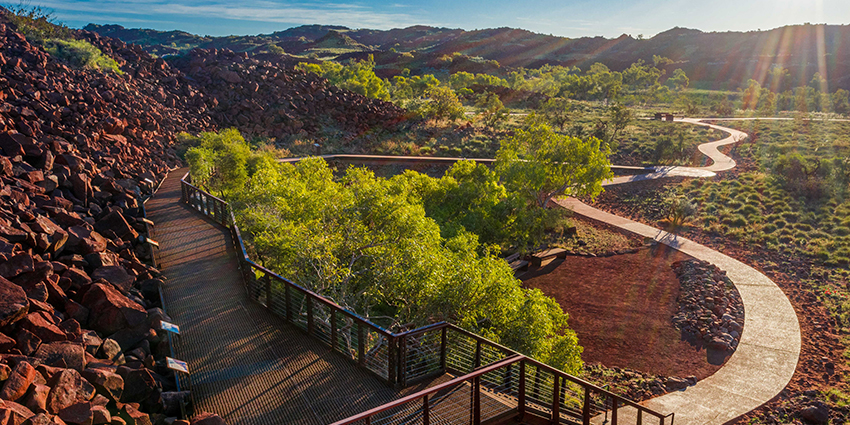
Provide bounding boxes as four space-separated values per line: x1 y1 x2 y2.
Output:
228 156 583 373
496 115 613 209
44 39 124 74
297 55 390 100
184 128 253 196
2 3 71 42
422 85 466 122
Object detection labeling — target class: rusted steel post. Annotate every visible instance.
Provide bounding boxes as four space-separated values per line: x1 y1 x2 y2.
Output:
582 386 591 425
388 336 396 384
612 398 618 425
399 335 407 385
423 395 430 425
518 361 526 420
473 376 481 425
551 375 560 423
474 340 482 368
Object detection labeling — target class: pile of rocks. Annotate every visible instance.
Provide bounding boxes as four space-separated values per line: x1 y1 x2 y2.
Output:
0 13 228 425
584 363 696 401
671 259 745 352
168 48 407 141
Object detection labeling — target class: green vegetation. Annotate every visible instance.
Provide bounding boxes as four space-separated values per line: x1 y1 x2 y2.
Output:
3 5 123 74
44 39 124 74
185 126 620 373
297 56 390 100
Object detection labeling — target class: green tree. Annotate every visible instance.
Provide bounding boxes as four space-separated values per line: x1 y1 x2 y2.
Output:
475 92 508 129
424 86 465 122
184 128 251 196
297 56 390 100
539 97 574 131
495 115 613 209
666 69 689 91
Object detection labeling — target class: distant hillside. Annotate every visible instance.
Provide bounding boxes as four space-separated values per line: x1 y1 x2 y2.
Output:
85 23 850 91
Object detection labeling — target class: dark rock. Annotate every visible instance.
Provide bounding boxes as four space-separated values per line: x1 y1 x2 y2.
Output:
80 369 123 403
0 253 34 279
19 312 67 343
46 369 95 414
0 277 30 327
119 369 157 404
0 361 38 402
15 329 41 356
58 401 93 425
0 332 16 353
800 401 829 424
65 227 107 255
118 404 151 425
93 213 137 243
0 400 35 425
81 284 147 336
34 342 86 372
90 267 134 294
23 383 49 414
190 412 226 425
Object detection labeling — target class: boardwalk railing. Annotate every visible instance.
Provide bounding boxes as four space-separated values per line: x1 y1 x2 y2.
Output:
179 172 672 425
331 355 674 425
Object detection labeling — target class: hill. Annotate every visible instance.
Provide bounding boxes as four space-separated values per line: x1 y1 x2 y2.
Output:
87 23 850 91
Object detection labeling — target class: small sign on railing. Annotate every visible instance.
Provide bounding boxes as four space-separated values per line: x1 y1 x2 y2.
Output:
160 321 180 334
167 357 189 373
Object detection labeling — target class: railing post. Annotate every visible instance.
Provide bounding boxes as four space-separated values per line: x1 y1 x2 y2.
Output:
423 395 430 425
388 336 396 385
282 287 291 324
551 375 560 424
518 361 525 420
264 274 272 309
399 334 407 386
439 327 447 372
637 408 642 425
330 310 338 352
582 386 591 425
358 323 366 367
306 297 314 335
474 340 482 368
473 376 481 425
612 398 618 425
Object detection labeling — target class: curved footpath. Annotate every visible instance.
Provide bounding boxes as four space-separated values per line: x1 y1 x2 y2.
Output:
560 118 800 424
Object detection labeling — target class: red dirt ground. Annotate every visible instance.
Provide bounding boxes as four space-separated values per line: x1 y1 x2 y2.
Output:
523 244 726 380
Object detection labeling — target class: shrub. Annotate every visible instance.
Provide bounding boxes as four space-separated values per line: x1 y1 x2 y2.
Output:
44 39 123 74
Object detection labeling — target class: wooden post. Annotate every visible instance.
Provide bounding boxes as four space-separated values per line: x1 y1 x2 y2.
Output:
518 361 526 420
330 310 338 352
439 327 447 372
423 395 430 425
611 398 618 425
473 376 481 425
306 297 314 335
284 284 292 322
582 387 591 425
357 323 366 367
551 375 560 424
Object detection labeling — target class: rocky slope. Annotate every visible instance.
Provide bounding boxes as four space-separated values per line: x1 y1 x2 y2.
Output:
0 7 407 424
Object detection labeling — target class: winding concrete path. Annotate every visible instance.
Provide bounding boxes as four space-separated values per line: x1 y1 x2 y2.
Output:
559 119 801 424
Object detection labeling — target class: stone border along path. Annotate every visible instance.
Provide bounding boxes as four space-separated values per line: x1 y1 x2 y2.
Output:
560 118 800 425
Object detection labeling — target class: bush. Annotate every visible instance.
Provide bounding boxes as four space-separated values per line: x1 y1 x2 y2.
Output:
2 4 71 42
44 39 123 74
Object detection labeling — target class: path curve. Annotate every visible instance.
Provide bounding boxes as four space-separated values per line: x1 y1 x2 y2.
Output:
560 119 800 424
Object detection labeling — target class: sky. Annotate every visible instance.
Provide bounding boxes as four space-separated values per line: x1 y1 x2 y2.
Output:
31 0 850 39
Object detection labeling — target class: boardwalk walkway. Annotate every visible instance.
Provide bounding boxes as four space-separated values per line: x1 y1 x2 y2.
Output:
145 169 438 425
561 118 800 424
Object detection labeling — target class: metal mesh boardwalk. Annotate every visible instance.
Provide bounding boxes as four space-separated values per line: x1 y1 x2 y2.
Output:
145 169 444 425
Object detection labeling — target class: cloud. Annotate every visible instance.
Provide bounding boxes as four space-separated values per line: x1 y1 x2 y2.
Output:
41 0 431 30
